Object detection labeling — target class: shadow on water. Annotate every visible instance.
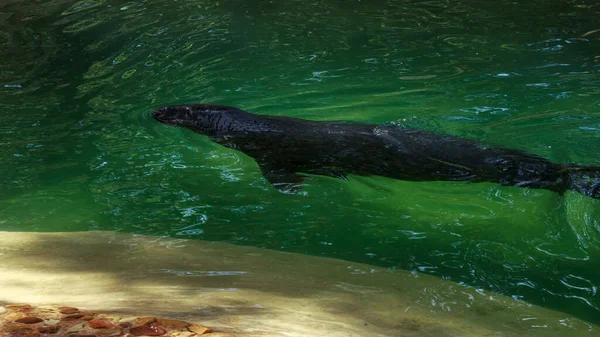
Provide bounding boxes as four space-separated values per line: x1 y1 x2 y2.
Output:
1 0 600 329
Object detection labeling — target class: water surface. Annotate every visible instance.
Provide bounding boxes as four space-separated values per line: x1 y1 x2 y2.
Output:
1 0 600 326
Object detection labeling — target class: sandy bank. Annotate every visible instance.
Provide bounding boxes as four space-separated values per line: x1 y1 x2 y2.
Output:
0 231 596 336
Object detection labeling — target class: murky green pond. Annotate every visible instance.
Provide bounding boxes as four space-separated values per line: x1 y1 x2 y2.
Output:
1 0 599 327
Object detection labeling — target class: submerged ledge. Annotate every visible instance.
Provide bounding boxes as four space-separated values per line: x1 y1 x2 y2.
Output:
0 231 596 337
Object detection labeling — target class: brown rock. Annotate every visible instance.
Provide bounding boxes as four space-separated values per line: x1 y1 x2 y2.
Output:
37 325 60 334
131 317 157 326
69 335 97 337
15 316 43 324
3 323 33 333
88 318 114 329
188 324 212 335
202 334 234 337
129 324 166 336
81 315 95 321
156 319 189 330
62 314 84 320
58 306 79 314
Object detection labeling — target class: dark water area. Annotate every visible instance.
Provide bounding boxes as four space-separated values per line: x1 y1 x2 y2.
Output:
1 0 600 326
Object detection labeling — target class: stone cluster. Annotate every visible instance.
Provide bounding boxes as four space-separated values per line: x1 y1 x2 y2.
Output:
0 304 233 337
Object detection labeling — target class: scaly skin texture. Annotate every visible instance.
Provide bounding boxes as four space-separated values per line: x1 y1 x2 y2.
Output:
152 104 600 197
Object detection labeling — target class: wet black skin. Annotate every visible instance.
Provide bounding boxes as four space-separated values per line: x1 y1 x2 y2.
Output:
152 104 600 198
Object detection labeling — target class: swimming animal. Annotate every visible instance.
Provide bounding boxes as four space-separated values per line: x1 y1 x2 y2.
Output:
152 104 600 198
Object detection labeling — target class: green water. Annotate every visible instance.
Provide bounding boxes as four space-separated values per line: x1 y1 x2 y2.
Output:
1 0 600 326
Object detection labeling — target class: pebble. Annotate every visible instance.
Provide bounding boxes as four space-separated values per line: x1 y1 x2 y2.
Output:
129 324 167 336
188 323 212 334
58 306 80 314
62 313 85 320
15 316 43 324
88 318 114 329
132 316 157 326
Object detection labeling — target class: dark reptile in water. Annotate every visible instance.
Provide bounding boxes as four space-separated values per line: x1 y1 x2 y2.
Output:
152 104 600 198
